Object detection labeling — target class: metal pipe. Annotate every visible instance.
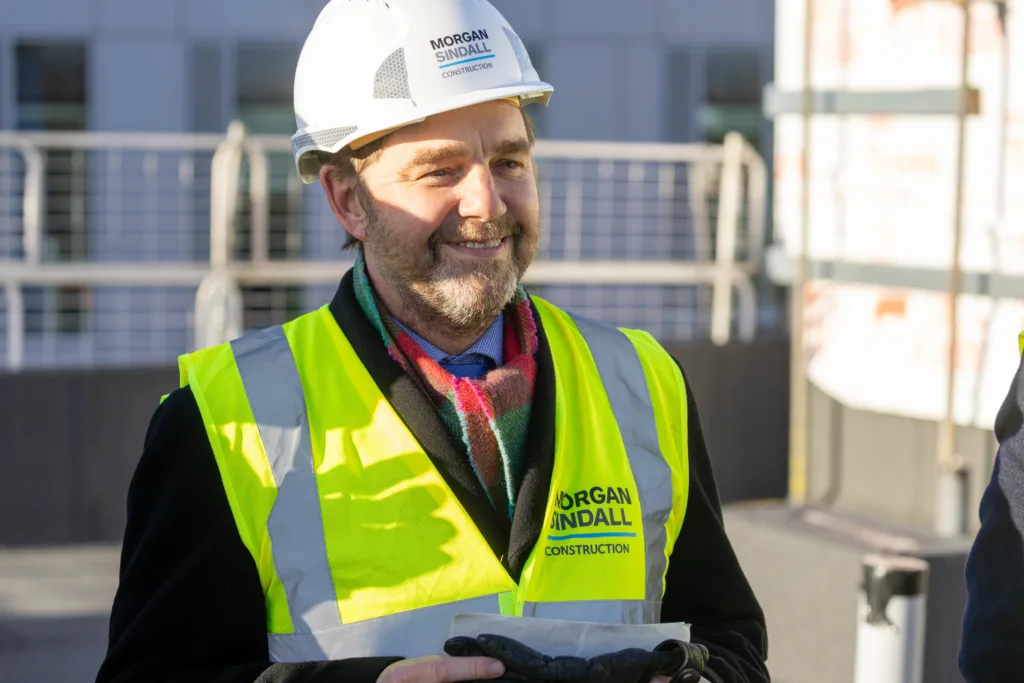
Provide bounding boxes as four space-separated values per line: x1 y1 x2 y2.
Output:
0 132 750 165
935 0 973 538
789 0 815 506
853 554 930 683
741 141 769 267
994 1 1010 254
0 259 749 287
688 162 711 262
711 132 746 346
818 0 854 509
970 0 1010 434
0 130 225 150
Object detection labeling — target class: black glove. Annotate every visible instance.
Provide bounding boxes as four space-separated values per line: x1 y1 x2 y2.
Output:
445 633 710 683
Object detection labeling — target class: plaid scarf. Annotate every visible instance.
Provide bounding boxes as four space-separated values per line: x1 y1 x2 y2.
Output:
352 252 539 521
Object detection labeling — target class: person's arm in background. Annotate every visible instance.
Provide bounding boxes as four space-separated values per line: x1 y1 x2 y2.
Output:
960 355 1024 683
95 388 403 683
660 363 770 683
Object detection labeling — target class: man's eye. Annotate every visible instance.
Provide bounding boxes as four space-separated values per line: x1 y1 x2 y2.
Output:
497 160 524 170
426 169 451 178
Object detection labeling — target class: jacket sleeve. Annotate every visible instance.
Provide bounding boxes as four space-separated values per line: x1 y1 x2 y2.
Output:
959 356 1024 683
95 387 401 683
660 362 770 683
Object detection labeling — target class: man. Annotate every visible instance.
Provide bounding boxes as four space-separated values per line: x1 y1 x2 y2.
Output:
96 1 770 682
960 335 1024 682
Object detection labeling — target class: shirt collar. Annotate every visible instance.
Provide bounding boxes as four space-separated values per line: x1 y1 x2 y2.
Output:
395 312 505 367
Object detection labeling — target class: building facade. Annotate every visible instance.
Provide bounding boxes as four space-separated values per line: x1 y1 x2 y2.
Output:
1 0 774 142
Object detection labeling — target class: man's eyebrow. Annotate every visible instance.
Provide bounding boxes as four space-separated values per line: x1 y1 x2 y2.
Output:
491 138 532 157
401 138 533 172
404 143 470 169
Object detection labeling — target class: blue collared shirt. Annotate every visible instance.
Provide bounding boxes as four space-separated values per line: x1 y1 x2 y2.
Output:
395 313 504 379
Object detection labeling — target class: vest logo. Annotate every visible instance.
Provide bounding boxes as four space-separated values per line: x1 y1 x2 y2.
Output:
544 486 637 557
431 28 496 78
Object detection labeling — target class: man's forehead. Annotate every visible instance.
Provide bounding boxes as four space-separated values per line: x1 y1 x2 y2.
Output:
395 135 531 161
389 102 526 147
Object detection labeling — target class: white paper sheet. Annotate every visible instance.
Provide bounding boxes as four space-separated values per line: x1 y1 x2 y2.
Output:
449 613 692 660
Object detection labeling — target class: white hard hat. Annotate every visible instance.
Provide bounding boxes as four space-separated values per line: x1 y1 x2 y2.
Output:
291 0 554 184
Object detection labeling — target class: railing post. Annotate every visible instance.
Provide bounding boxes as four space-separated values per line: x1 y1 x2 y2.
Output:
854 554 929 683
733 276 758 343
5 281 24 372
711 132 746 346
209 120 246 270
193 272 244 351
247 142 271 264
19 143 45 266
195 121 247 350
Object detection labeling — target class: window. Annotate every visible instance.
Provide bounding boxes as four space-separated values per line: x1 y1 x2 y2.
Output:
16 42 90 335
16 43 87 131
235 43 300 136
700 48 767 151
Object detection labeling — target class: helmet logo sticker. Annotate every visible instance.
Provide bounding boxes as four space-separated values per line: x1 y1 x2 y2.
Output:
431 28 496 80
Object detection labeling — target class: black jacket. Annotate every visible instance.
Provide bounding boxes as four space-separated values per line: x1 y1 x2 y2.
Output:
960 352 1024 682
95 272 770 683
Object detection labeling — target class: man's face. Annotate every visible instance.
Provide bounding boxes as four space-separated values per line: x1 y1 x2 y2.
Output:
345 101 540 333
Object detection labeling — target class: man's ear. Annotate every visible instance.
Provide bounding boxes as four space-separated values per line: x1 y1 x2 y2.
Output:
320 165 370 244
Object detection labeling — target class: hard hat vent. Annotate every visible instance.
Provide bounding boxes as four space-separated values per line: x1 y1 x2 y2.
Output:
502 26 533 75
292 126 360 157
374 48 412 100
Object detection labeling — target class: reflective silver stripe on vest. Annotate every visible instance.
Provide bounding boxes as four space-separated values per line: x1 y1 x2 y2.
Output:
568 314 674 606
232 326 343 635
268 594 502 662
521 599 660 624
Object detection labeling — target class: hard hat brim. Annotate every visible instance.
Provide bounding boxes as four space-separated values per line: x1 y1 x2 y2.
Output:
292 81 553 184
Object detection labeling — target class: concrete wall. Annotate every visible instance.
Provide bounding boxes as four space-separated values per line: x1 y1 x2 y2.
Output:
0 365 177 545
804 383 997 534
726 503 971 683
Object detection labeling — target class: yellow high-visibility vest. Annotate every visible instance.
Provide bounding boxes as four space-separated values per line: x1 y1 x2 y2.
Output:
178 297 690 660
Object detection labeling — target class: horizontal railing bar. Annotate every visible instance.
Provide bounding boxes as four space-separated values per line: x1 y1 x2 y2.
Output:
0 260 755 287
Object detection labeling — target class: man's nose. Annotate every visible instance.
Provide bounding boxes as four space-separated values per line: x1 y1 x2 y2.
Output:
457 164 507 223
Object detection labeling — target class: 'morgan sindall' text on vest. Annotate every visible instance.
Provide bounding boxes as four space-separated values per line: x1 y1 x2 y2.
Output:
549 486 635 532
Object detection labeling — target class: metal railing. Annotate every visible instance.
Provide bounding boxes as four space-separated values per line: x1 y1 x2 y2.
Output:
0 124 768 371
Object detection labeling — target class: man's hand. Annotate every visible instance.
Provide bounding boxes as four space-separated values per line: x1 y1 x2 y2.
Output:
377 655 506 683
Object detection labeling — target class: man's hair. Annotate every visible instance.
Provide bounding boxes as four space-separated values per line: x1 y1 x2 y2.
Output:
324 105 537 250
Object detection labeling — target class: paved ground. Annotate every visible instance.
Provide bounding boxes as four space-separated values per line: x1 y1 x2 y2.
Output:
0 545 120 683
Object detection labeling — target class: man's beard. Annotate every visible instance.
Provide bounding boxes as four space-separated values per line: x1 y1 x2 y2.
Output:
362 199 538 338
